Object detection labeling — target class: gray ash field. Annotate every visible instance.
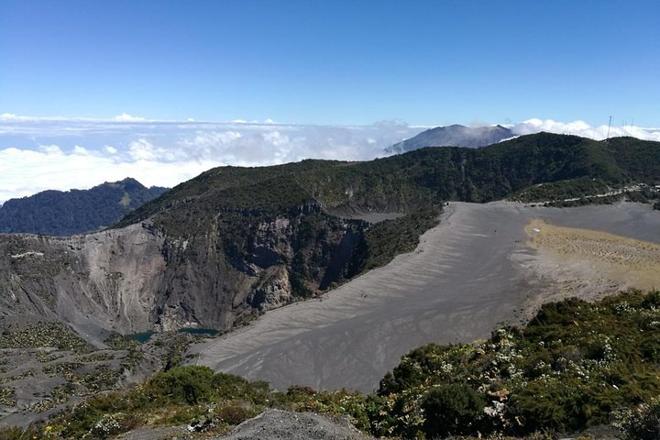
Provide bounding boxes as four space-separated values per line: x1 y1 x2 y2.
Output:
191 201 660 392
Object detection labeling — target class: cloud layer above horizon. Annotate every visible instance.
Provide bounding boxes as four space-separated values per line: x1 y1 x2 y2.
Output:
1 114 659 202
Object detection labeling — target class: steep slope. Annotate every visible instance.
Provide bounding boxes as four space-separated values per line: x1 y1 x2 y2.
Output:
0 133 658 340
0 178 167 235
385 123 514 153
0 224 167 340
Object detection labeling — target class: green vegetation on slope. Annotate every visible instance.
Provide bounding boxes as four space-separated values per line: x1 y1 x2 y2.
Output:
8 291 657 439
0 321 90 352
376 290 659 437
117 165 445 303
354 207 440 272
513 177 612 203
118 133 660 233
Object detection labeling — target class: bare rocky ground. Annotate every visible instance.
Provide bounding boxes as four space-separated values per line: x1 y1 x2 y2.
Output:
0 329 198 427
191 201 660 392
111 410 372 440
215 409 371 440
0 346 123 426
114 426 192 440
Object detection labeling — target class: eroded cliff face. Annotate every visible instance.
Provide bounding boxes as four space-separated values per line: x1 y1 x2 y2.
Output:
0 223 166 342
0 210 366 341
149 209 366 332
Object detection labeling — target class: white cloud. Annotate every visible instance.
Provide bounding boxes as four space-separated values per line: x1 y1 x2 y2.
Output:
0 118 424 200
0 113 20 121
1 115 659 202
0 145 222 202
512 118 660 142
128 138 158 161
40 144 63 154
73 145 90 155
113 113 147 122
189 131 242 146
262 131 289 147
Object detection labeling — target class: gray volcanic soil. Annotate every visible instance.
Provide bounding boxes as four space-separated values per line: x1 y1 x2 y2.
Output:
191 202 659 392
114 409 371 440
216 409 371 440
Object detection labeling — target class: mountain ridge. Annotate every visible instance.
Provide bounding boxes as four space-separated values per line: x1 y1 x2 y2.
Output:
0 178 167 235
119 132 659 232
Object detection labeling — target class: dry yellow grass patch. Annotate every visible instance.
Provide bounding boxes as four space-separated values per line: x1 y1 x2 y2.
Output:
525 219 660 291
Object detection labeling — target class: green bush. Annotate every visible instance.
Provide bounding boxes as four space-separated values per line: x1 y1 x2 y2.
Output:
212 372 270 402
508 381 580 432
215 403 260 425
421 384 486 437
615 398 660 440
376 291 660 437
87 413 139 439
146 365 215 404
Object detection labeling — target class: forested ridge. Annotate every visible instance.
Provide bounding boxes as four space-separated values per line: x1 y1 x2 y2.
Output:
0 178 167 235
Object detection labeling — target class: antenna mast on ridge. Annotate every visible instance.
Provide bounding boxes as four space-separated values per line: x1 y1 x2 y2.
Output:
606 115 612 141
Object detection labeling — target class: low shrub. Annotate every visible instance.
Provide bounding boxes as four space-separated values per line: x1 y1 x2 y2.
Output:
421 384 486 437
146 365 215 404
376 290 660 437
614 398 660 440
215 403 260 425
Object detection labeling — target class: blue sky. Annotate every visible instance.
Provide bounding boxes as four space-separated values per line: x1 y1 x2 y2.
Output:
1 1 660 201
1 0 659 126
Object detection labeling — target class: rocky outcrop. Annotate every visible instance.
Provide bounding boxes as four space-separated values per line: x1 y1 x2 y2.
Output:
0 210 367 341
248 266 293 312
0 223 166 342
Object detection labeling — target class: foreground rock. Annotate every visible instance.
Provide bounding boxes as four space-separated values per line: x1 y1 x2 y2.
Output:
216 409 371 440
115 426 191 440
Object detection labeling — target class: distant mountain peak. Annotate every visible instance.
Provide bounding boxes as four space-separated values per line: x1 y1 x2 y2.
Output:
386 124 515 153
118 177 142 185
108 177 149 193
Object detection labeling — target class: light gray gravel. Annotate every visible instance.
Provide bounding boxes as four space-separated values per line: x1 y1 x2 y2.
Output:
216 409 371 440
